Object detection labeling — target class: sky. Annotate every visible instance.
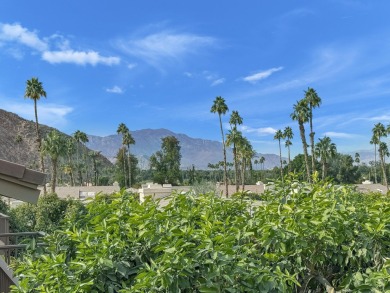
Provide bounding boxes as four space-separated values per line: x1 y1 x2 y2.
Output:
1 1 390 157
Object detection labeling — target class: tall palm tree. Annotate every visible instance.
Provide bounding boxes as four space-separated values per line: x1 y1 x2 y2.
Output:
283 126 294 172
274 129 284 182
65 138 76 186
73 130 89 186
237 137 254 191
123 131 135 187
291 99 311 182
259 156 265 180
89 150 101 186
227 111 243 192
24 77 47 193
370 135 379 184
314 136 337 180
42 130 67 193
378 142 389 189
117 123 129 185
372 123 387 185
229 110 243 192
211 96 229 197
304 87 322 173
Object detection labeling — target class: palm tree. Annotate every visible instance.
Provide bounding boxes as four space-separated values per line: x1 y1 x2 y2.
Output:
24 77 47 193
274 129 284 182
304 87 322 172
314 136 337 180
370 135 379 184
291 99 311 182
89 150 101 186
211 96 229 197
42 130 67 193
259 156 265 180
283 126 294 172
117 123 129 186
123 131 135 187
229 110 243 192
65 138 76 186
237 137 254 191
354 153 360 165
372 123 387 185
378 142 389 189
73 130 89 186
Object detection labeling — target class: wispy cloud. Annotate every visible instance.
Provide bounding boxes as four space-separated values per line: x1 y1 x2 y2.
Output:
4 102 73 128
211 78 225 86
127 63 137 69
322 131 355 138
42 50 120 66
116 30 216 69
0 22 48 51
106 86 124 94
242 67 283 83
239 125 277 136
0 22 120 66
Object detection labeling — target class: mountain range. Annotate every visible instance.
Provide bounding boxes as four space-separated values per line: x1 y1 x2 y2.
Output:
86 129 284 170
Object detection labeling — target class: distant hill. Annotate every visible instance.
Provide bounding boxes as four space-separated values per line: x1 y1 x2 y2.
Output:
86 129 283 170
0 108 284 171
0 109 112 170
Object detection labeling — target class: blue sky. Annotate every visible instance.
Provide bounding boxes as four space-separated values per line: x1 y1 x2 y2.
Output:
1 1 390 157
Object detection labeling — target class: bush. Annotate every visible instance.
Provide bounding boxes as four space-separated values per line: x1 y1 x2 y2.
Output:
10 181 390 292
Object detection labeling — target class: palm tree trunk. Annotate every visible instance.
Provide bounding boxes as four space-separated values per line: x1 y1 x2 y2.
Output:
219 114 228 197
322 161 326 181
127 145 132 188
374 144 378 184
51 158 57 193
34 100 47 194
233 146 239 192
287 146 291 173
241 159 246 191
299 122 311 182
309 108 316 173
380 151 388 188
278 140 283 183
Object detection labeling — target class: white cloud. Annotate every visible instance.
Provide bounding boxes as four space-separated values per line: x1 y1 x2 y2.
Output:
243 67 283 83
127 63 137 69
117 31 216 69
322 131 354 138
368 115 390 122
42 50 120 66
106 86 124 94
4 102 73 128
184 72 193 78
0 23 48 51
239 125 277 136
211 78 225 86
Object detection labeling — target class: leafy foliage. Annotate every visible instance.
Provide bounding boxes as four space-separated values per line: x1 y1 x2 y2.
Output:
11 180 390 292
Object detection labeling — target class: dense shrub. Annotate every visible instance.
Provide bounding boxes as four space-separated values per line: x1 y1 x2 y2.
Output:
10 180 390 292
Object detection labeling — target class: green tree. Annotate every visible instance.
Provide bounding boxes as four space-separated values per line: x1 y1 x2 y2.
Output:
73 130 89 186
315 136 337 180
89 150 101 186
304 87 322 172
274 129 284 182
24 77 47 194
283 126 294 172
42 130 67 193
150 136 181 185
211 96 229 197
291 99 311 182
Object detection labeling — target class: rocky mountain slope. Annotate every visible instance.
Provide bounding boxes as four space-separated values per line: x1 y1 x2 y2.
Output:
0 109 112 170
